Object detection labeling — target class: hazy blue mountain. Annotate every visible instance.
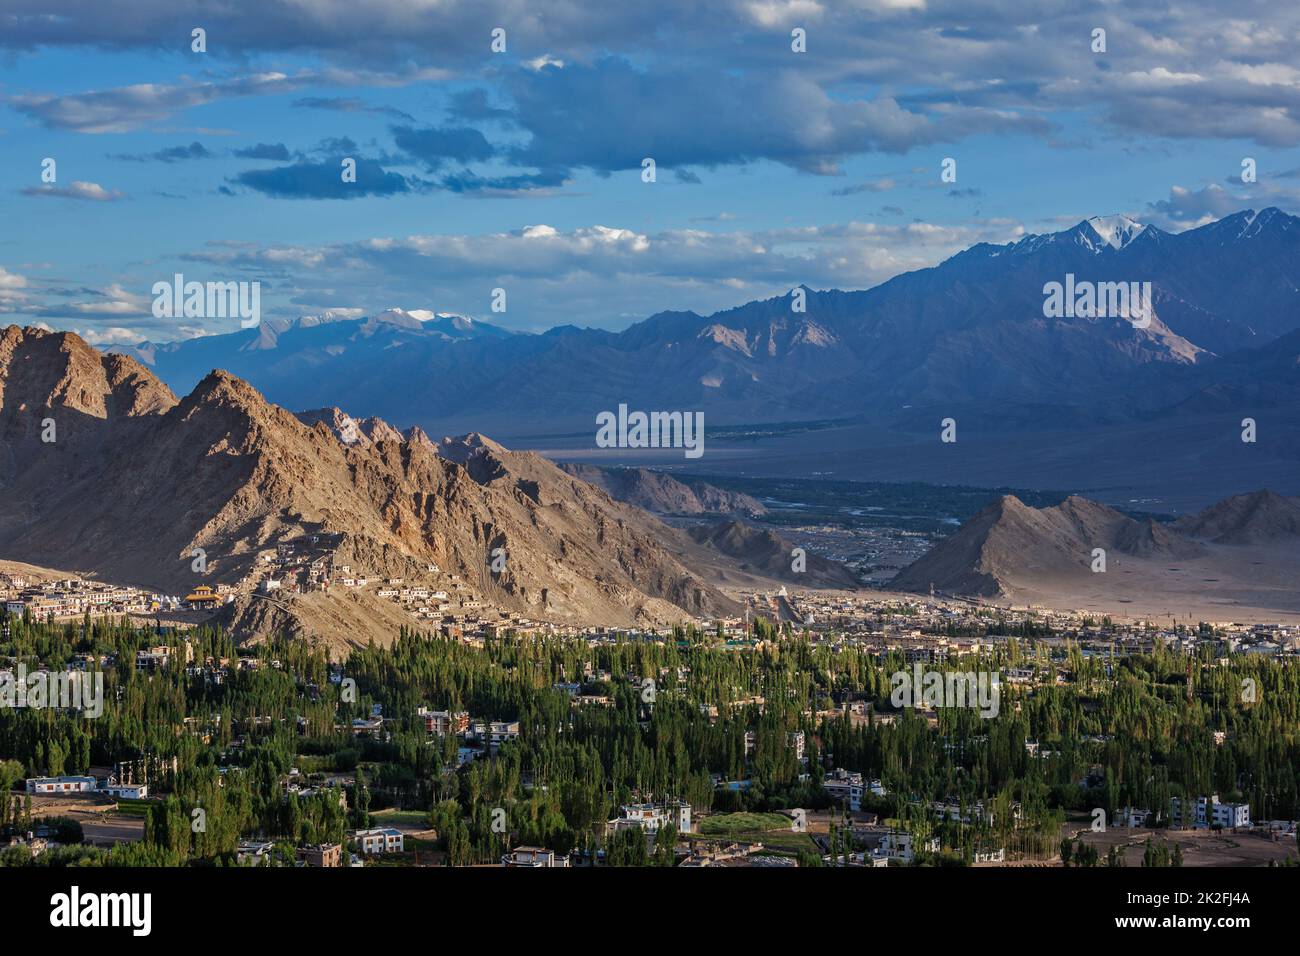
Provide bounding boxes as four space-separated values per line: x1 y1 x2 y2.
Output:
116 208 1300 435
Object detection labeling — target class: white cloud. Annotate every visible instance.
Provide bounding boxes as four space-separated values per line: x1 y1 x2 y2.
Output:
20 180 125 201
142 216 1025 337
8 67 449 133
0 267 30 309
31 282 150 321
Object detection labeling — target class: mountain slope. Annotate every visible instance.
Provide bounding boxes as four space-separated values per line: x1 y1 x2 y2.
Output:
686 520 859 588
890 495 1207 597
1171 489 1300 544
0 325 745 644
558 463 765 515
889 489 1300 622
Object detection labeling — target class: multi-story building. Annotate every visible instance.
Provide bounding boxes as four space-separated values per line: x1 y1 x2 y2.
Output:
351 827 404 854
788 730 806 762
823 769 865 811
874 830 940 864
469 719 520 752
1171 795 1250 829
297 843 343 867
419 708 469 736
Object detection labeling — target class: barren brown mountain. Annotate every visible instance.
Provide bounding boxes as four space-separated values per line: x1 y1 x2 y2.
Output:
891 491 1300 620
686 520 859 588
0 325 750 645
558 463 765 516
1171 489 1300 544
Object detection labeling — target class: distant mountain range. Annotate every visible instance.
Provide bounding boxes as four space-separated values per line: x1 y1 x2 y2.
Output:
114 208 1300 437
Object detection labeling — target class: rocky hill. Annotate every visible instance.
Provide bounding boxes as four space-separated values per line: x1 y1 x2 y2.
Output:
558 463 764 516
686 520 859 588
890 490 1300 618
1171 489 1300 545
890 494 1208 597
0 325 748 645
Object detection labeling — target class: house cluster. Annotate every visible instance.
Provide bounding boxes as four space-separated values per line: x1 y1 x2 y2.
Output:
764 591 1300 662
137 642 195 671
245 537 566 640
682 840 799 867
1 822 69 859
1 575 178 620
680 840 781 867
552 681 614 707
352 705 522 760
808 817 970 868
245 534 342 595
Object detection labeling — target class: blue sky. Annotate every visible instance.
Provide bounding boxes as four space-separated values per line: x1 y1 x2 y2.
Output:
2 0 1299 344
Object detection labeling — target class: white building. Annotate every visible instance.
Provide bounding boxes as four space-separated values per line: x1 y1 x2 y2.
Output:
823 769 864 811
606 801 693 836
788 730 806 761
469 719 520 752
877 830 939 864
25 776 96 794
98 783 148 799
1117 807 1150 828
352 827 405 854
1171 795 1250 829
502 846 570 868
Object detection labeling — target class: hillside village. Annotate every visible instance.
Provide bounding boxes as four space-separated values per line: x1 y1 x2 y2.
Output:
6 556 1297 664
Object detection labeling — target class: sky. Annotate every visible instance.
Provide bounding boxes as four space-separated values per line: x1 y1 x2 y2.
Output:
1 0 1299 344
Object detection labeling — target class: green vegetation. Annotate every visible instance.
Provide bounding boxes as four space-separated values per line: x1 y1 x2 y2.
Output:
1 608 1296 867
698 811 792 835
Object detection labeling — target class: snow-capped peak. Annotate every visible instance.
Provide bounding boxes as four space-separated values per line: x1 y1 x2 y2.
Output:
1085 214 1146 250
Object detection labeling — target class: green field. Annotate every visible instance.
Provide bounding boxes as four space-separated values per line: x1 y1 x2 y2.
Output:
698 812 793 835
693 812 819 853
113 798 153 817
369 809 429 827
